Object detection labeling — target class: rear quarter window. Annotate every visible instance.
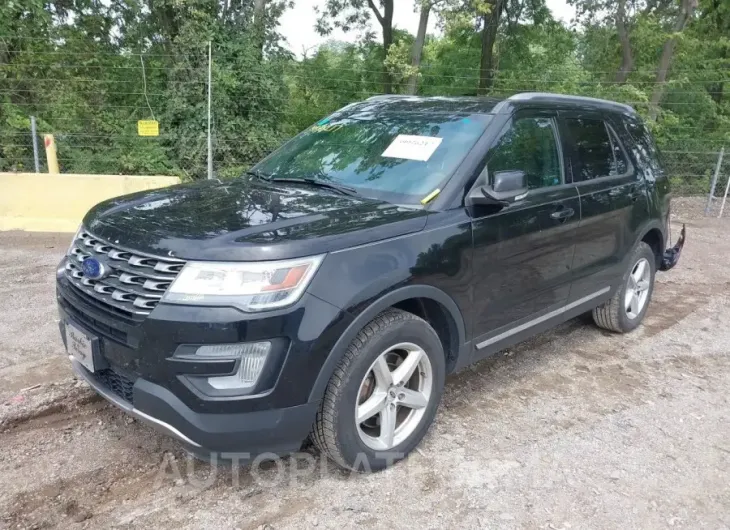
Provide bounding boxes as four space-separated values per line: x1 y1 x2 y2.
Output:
624 117 665 181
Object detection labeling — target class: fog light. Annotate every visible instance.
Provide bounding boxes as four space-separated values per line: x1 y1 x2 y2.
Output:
197 342 271 390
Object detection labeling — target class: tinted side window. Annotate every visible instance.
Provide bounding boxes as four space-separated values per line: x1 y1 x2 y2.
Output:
564 118 614 181
488 117 561 190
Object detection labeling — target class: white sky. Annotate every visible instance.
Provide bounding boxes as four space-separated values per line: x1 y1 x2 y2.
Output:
279 0 576 57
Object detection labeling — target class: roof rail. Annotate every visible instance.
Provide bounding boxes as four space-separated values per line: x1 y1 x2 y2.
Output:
507 92 635 113
366 94 418 101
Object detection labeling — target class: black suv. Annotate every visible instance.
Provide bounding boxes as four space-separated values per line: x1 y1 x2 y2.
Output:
57 93 684 471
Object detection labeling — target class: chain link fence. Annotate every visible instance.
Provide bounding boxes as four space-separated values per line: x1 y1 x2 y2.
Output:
663 149 728 198
1 47 727 215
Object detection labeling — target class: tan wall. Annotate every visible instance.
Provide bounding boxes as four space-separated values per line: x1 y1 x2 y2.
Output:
0 173 181 233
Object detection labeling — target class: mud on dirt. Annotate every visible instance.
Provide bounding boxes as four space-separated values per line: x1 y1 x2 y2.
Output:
1 197 729 529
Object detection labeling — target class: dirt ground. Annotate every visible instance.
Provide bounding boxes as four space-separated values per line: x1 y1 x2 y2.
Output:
0 197 729 530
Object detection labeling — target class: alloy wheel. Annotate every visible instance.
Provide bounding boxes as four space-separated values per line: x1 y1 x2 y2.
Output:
625 258 651 320
355 342 433 451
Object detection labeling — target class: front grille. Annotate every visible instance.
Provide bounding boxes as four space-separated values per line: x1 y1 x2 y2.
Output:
60 294 129 344
63 229 185 318
95 368 136 404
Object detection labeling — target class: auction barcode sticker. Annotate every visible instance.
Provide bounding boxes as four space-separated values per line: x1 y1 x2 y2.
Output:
382 135 443 162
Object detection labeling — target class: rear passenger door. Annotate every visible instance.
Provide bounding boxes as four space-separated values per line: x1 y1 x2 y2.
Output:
558 111 648 302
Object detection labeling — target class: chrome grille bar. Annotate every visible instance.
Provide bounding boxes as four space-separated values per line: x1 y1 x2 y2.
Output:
63 229 186 317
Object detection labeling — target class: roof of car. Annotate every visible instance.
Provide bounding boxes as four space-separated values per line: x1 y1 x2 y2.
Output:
362 95 505 115
364 92 636 116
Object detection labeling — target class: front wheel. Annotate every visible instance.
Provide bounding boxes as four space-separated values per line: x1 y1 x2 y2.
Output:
311 309 445 471
592 241 656 333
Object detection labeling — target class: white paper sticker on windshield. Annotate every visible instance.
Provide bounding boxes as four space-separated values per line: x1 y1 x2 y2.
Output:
382 135 443 162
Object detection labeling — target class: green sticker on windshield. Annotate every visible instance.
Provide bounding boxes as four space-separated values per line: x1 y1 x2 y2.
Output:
311 122 343 133
316 117 331 126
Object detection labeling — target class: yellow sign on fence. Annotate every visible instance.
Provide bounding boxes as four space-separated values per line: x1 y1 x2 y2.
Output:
137 120 159 137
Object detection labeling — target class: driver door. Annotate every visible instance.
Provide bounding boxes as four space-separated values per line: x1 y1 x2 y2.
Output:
469 110 580 358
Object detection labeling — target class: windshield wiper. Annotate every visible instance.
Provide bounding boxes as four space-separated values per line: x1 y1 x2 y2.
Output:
244 169 271 181
269 177 359 197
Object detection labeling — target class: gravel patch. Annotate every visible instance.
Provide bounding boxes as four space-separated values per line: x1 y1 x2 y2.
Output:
1 197 729 529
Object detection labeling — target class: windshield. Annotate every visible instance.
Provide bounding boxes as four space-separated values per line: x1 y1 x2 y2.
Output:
252 104 492 205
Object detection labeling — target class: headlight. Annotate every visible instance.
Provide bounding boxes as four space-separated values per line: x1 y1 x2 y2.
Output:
163 255 325 311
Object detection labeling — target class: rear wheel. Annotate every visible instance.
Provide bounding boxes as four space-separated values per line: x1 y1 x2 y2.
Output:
592 242 656 333
312 309 445 471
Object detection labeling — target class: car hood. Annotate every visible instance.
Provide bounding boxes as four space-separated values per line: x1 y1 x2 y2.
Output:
83 178 429 261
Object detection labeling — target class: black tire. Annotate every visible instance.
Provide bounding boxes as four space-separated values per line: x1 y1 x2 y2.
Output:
311 309 446 472
592 242 656 333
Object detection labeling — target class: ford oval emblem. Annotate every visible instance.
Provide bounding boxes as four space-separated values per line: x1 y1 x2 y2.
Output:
81 257 109 280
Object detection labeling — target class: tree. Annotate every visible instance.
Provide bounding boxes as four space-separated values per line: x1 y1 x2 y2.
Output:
2 0 728 192
317 0 395 93
478 0 505 94
569 0 676 85
614 0 634 83
436 0 507 95
406 0 436 95
369 0 395 93
253 0 268 59
649 0 699 120
569 0 637 83
477 0 551 94
697 0 730 105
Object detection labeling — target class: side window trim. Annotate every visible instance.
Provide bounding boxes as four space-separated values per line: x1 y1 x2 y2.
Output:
550 116 567 187
605 121 635 179
604 121 620 173
527 116 569 196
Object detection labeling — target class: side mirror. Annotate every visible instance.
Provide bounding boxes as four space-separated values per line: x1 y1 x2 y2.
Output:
467 170 528 207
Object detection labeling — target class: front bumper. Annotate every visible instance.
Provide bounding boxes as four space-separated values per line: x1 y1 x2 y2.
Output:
69 358 318 457
660 224 686 271
56 260 352 456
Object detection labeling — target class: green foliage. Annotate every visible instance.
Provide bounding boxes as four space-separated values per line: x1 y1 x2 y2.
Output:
1 0 291 178
316 0 376 36
0 0 727 195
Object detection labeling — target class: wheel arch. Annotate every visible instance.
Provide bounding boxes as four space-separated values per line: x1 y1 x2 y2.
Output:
636 220 665 269
308 285 468 404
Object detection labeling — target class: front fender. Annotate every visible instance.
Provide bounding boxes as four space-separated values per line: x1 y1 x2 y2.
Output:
305 210 474 402
307 284 468 404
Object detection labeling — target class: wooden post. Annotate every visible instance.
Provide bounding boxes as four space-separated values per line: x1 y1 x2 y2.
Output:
43 134 59 174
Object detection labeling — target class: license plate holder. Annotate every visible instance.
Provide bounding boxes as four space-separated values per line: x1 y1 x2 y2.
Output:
65 321 97 372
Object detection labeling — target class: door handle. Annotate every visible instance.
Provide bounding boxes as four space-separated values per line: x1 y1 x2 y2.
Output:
550 208 575 220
